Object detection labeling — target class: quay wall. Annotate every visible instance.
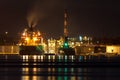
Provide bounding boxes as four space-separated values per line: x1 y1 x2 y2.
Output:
0 46 19 54
75 45 120 54
106 45 120 54
0 45 120 55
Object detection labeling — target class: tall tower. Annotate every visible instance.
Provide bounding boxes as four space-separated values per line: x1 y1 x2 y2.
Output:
64 9 68 38
63 9 69 48
58 9 75 55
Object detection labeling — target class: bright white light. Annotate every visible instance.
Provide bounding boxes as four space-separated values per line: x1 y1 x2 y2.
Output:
38 32 41 36
53 55 55 60
5 32 8 34
38 55 40 59
72 42 74 45
48 55 50 59
22 55 29 60
71 55 74 60
33 55 37 59
26 55 28 60
41 55 43 60
79 36 82 41
23 55 25 60
22 33 25 36
65 55 67 59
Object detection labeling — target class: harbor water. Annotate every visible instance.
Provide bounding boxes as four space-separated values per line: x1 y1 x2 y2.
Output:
0 54 120 80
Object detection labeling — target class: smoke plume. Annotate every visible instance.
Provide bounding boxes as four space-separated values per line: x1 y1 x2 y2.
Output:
27 0 62 28
27 2 39 28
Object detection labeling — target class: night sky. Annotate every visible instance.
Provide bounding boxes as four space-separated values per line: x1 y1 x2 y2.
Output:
0 0 119 39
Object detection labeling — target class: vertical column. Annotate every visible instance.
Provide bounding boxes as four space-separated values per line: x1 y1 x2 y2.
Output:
64 9 68 37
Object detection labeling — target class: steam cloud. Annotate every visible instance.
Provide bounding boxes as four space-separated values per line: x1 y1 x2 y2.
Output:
27 3 39 28
26 0 62 28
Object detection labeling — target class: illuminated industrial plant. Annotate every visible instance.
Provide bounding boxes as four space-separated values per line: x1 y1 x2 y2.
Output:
19 28 44 46
47 38 56 54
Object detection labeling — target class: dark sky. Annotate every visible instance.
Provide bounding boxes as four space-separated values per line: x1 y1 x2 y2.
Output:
0 0 119 38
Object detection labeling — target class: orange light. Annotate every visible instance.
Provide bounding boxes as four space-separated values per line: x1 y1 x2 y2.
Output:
22 33 25 36
38 32 41 36
25 37 29 41
33 37 37 41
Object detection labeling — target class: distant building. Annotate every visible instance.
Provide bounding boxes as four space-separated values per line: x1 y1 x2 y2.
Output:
75 45 106 54
47 38 56 54
106 45 120 54
0 46 19 54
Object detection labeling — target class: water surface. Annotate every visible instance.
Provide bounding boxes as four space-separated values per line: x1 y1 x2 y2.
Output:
0 55 120 80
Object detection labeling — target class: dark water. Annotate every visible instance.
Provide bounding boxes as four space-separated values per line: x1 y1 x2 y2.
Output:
0 54 120 80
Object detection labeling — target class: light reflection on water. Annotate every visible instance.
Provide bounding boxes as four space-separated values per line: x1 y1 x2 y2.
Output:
20 56 79 80
21 67 80 80
0 55 120 80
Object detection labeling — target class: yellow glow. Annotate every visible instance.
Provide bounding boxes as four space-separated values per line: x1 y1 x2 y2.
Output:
26 55 29 60
33 67 37 72
5 32 8 34
25 37 29 41
33 55 37 59
38 55 40 59
72 42 74 45
38 32 41 35
48 55 50 59
106 46 119 53
22 33 25 36
33 37 37 41
89 48 91 51
22 67 29 74
23 67 29 72
22 76 29 80
32 76 37 80
23 55 25 60
41 55 43 60
22 55 29 62
53 55 55 60
84 36 87 41
19 27 46 49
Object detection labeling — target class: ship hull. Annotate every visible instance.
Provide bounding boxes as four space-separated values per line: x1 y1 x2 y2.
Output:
19 45 44 55
58 48 75 55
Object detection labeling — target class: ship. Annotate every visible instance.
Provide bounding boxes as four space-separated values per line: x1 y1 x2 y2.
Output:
19 26 45 55
58 37 75 55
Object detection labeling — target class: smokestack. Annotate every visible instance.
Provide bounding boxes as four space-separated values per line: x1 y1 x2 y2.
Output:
64 9 68 37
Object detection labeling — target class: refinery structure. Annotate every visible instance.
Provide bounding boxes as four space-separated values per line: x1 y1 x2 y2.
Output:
18 26 47 55
19 27 43 46
0 9 120 55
